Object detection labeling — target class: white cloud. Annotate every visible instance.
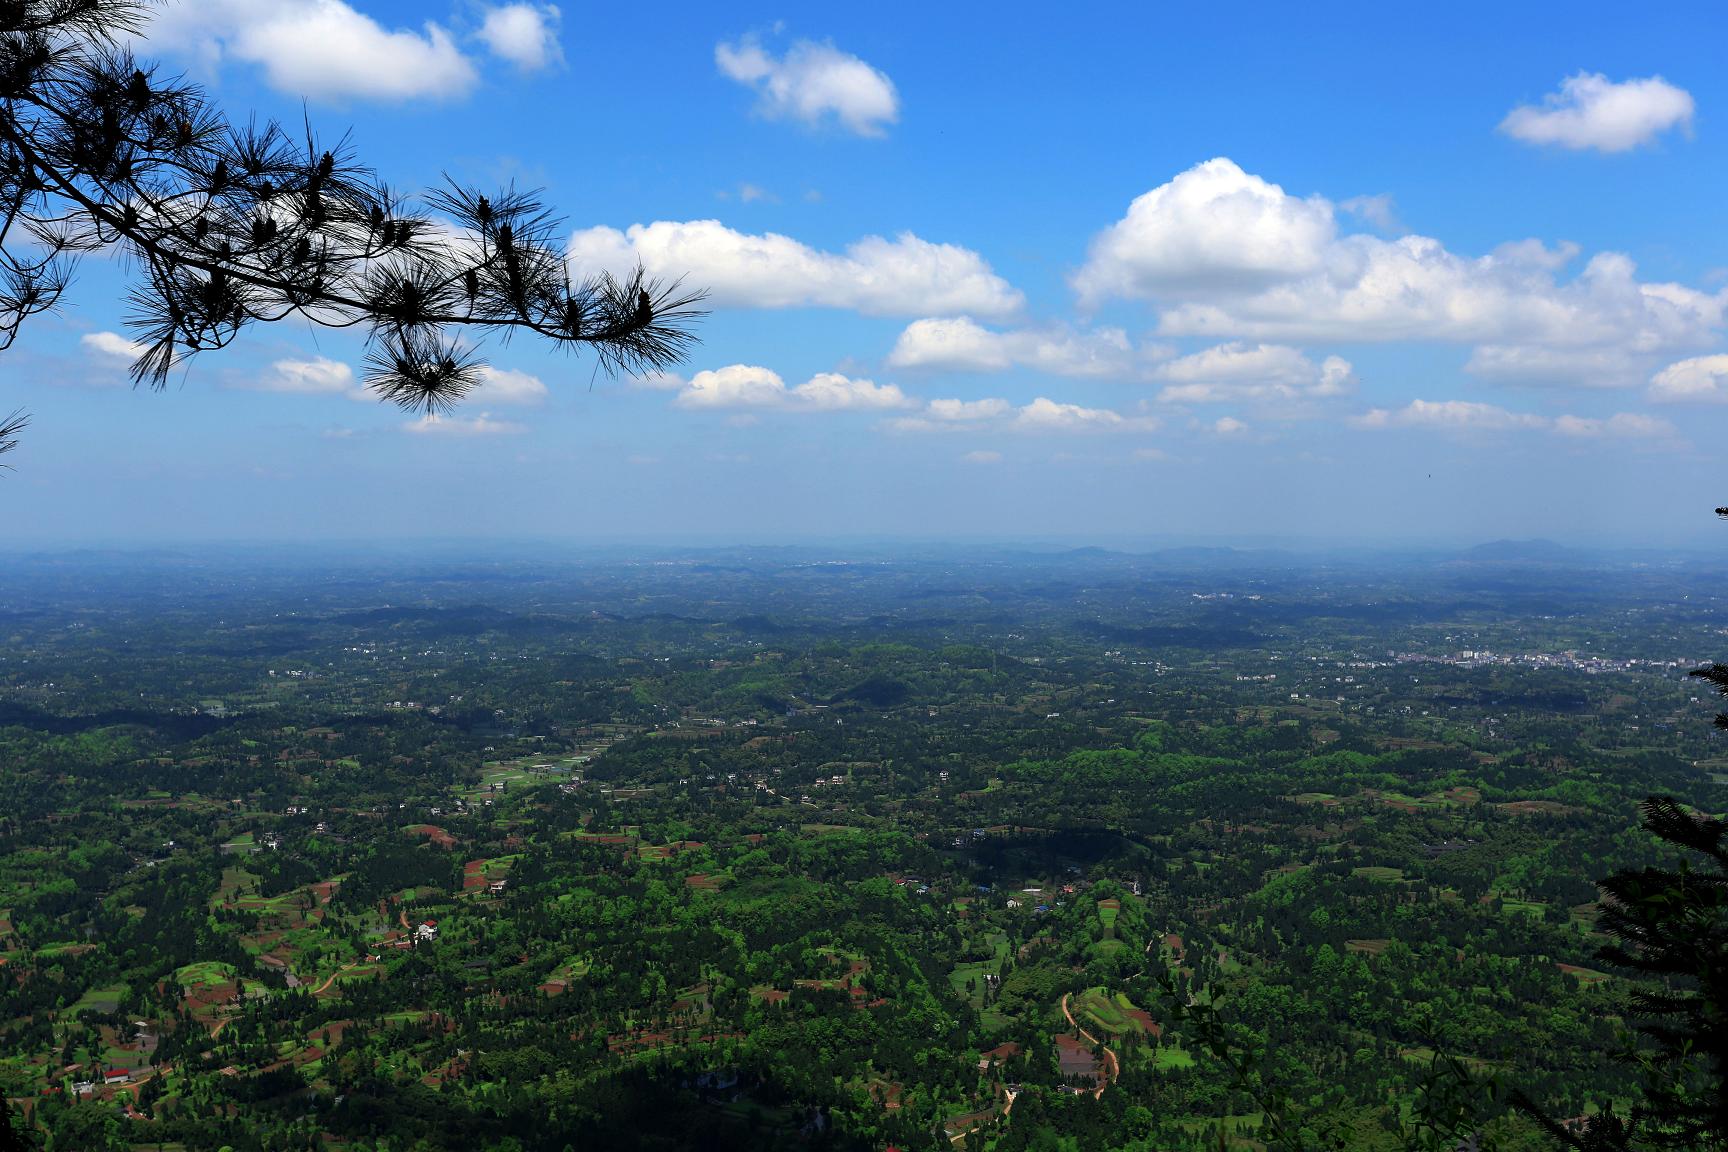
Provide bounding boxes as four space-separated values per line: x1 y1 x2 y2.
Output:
1074 158 1335 302
1154 343 1354 405
887 317 1140 377
1340 194 1399 232
671 365 912 411
886 396 1154 435
81 331 145 360
1464 344 1647 388
1351 399 1672 440
237 357 360 396
473 366 549 405
1552 412 1676 439
1352 399 1548 432
961 450 1002 464
716 35 898 136
1077 159 1726 362
403 412 526 436
477 4 562 71
1500 73 1694 153
569 220 1021 319
792 372 914 411
1648 354 1728 403
675 365 788 409
147 1 477 102
1211 416 1249 436
926 397 1012 422
1011 397 1156 433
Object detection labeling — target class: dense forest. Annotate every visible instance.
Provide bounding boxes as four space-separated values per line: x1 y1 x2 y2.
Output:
0 543 1722 1150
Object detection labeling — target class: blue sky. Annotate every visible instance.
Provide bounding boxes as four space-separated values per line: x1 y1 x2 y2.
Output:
8 0 1728 546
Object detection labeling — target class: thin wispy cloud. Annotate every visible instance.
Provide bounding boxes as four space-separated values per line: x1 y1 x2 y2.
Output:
888 318 1141 378
1353 399 1674 440
403 412 527 436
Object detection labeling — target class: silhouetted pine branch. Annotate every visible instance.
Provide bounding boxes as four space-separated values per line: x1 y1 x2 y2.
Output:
0 0 703 445
0 407 24 463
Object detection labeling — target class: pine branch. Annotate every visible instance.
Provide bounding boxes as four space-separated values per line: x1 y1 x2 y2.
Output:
0 0 704 431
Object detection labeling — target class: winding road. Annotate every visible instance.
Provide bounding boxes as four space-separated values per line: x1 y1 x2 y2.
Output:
1059 992 1120 1100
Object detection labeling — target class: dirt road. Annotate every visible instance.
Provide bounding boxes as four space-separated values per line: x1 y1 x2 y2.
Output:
1060 992 1120 1100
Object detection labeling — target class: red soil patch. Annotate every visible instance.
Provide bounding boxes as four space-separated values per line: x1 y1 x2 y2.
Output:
1054 1033 1102 1082
684 874 722 891
1556 963 1610 984
1122 1008 1162 1037
407 825 458 850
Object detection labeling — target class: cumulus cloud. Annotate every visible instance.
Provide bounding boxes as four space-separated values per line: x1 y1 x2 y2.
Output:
671 365 914 412
1075 159 1726 363
1647 354 1728 403
569 220 1021 318
1153 342 1354 405
473 366 549 405
478 3 563 71
887 317 1141 377
1012 397 1156 433
1500 73 1694 153
81 331 145 359
1074 158 1335 302
1210 416 1249 436
716 35 898 136
403 412 526 436
147 0 477 102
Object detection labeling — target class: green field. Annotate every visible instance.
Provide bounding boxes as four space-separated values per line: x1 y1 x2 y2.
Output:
1351 866 1405 882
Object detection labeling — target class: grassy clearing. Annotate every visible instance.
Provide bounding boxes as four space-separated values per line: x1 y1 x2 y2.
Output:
1351 866 1405 883
1096 899 1120 933
69 984 127 1015
1153 1044 1196 1069
175 961 237 989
